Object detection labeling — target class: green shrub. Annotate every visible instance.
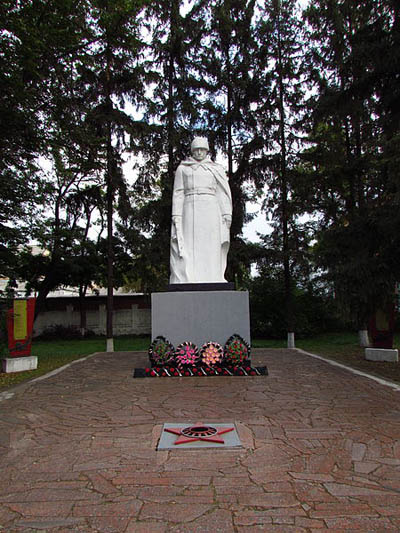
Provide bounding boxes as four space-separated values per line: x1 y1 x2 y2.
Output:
248 275 347 339
36 324 96 340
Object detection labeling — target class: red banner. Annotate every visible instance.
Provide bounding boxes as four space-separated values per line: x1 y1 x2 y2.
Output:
7 298 36 357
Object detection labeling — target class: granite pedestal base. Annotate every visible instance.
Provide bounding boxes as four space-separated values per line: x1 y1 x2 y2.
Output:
151 290 250 348
168 282 234 292
365 348 398 362
2 356 38 373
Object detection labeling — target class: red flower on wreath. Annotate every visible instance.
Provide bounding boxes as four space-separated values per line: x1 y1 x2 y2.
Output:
224 335 250 365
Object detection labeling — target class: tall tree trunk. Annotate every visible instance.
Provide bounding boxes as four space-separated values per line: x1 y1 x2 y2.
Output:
167 0 178 187
227 80 233 181
276 4 294 346
105 42 114 352
167 44 175 187
106 120 114 352
34 194 63 320
79 284 87 337
33 270 58 320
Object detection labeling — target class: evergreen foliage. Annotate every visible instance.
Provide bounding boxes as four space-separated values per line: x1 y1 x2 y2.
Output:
303 0 400 328
1 0 398 335
252 0 307 332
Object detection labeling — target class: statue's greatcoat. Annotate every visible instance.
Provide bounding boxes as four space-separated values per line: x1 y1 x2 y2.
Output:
170 156 232 283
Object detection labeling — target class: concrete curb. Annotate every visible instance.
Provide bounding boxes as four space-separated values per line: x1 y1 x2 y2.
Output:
294 347 400 392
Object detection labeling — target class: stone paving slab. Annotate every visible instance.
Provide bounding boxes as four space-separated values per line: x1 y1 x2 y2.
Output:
0 348 400 531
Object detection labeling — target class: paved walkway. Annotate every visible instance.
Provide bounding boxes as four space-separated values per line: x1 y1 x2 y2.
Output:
1 348 400 532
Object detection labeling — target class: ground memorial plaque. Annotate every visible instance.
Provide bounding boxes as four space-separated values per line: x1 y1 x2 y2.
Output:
157 422 242 450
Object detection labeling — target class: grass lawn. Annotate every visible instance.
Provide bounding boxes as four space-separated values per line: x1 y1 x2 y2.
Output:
1 332 399 392
256 332 400 384
297 332 400 385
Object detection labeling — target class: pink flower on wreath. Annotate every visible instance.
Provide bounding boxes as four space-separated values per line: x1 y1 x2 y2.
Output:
175 342 199 366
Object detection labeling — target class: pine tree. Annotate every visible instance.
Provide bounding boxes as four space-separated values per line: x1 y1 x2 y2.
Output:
205 0 262 284
254 0 307 345
119 0 209 291
75 0 148 349
303 0 400 331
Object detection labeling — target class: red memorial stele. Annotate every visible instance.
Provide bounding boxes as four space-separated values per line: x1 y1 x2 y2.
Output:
7 298 36 357
164 424 235 445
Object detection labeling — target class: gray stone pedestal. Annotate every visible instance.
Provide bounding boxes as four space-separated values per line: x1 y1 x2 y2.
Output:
152 290 250 348
2 356 38 373
365 348 398 362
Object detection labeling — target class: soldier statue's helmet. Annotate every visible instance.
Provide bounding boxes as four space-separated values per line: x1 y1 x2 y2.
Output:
191 137 209 151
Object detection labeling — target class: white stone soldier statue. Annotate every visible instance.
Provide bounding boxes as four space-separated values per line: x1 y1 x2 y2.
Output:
170 137 233 283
